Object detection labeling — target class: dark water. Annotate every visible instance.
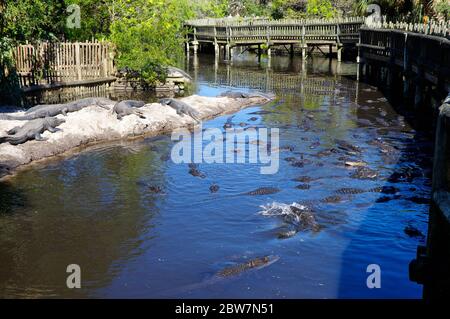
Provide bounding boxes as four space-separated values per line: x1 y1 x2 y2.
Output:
0 54 432 298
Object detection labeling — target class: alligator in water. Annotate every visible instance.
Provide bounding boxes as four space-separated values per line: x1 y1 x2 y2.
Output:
161 255 280 295
188 163 206 178
243 187 280 196
350 167 379 180
0 97 113 121
334 139 362 155
159 98 201 123
209 184 220 193
113 100 146 119
0 117 65 145
295 184 311 190
259 202 321 238
334 186 399 195
216 255 279 277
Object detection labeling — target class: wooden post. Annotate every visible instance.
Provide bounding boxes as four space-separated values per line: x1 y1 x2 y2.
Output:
225 43 230 61
301 25 307 60
336 44 342 62
75 42 81 81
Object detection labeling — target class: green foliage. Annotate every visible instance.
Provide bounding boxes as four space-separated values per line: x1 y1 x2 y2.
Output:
0 0 66 41
435 0 450 19
306 0 337 18
64 0 112 41
109 0 194 86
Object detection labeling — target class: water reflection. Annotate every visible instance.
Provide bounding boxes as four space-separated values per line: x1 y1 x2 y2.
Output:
0 53 431 298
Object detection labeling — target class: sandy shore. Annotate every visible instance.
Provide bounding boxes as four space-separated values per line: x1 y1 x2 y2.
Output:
0 95 270 179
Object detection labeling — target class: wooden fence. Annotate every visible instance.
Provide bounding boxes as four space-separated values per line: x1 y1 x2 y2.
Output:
14 41 116 89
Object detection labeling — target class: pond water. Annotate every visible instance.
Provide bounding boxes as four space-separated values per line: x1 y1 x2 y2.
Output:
0 54 432 298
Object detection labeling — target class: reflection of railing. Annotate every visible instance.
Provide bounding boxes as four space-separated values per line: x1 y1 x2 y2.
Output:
193 65 356 99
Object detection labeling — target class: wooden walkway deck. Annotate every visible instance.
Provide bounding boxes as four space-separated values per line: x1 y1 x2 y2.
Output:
185 17 365 61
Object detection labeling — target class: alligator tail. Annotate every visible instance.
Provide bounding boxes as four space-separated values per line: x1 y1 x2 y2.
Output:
0 114 29 121
0 136 8 144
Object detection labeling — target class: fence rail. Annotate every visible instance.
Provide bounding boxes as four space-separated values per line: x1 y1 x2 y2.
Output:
186 17 366 47
14 41 116 89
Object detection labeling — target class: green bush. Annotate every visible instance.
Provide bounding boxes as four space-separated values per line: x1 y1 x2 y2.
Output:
109 0 195 86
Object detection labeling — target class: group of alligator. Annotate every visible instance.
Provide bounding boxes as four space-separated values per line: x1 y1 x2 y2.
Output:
0 91 273 146
156 91 429 242
0 97 206 145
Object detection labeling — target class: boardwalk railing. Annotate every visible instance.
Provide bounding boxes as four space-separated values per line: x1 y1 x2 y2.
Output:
14 41 116 89
358 26 450 89
185 17 365 46
365 19 450 38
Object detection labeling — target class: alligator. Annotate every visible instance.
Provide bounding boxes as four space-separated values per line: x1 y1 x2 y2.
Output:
159 98 200 123
112 100 146 119
315 148 339 158
216 255 279 277
350 167 379 180
259 202 321 238
218 91 250 99
404 225 424 238
209 184 220 193
334 139 362 154
218 90 275 100
0 117 65 145
161 254 279 296
295 184 311 190
243 187 280 196
334 187 367 195
334 186 398 196
223 115 235 129
0 97 113 121
188 163 206 178
292 176 315 183
167 66 193 81
148 185 164 194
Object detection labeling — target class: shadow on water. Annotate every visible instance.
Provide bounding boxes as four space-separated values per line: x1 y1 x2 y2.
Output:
336 84 433 298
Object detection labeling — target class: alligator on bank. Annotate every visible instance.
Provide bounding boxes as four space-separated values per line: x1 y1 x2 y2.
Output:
0 117 65 145
0 97 113 121
159 98 201 123
112 100 146 120
218 90 275 100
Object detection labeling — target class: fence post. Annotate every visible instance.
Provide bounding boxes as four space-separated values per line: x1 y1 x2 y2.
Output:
75 42 81 80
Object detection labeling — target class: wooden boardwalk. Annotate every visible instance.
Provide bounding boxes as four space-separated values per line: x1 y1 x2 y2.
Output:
357 20 450 104
185 17 365 61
